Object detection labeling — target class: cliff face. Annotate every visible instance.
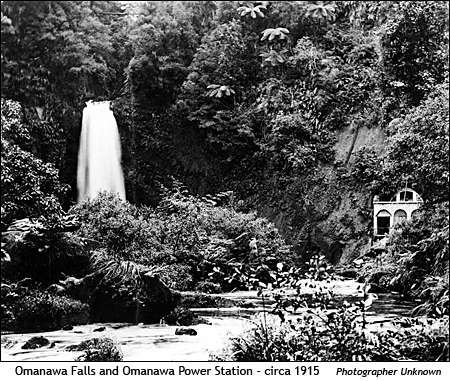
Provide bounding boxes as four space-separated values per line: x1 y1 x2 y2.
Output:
258 123 386 265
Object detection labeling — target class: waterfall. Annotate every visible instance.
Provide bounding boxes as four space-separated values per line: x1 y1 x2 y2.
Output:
77 100 126 202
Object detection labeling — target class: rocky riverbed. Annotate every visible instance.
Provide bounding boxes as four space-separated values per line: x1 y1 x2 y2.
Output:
1 280 417 361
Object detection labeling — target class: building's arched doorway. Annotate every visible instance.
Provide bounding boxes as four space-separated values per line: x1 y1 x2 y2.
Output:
376 210 391 236
394 209 407 225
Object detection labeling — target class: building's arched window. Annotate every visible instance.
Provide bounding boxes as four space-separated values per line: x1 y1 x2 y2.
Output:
376 210 391 235
411 209 421 220
399 190 413 201
394 209 407 225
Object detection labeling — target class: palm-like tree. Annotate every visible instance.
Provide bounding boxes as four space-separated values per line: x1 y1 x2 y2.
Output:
206 84 235 98
260 49 289 66
304 1 336 22
260 27 290 41
237 2 268 19
90 250 146 287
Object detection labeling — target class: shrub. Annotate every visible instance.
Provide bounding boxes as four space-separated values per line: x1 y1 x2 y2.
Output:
351 146 382 187
67 337 123 362
361 202 449 316
163 306 207 326
2 217 89 285
71 192 160 263
5 288 89 332
1 99 31 148
195 281 222 294
157 264 193 291
261 112 334 175
1 141 67 229
177 292 235 308
215 257 449 362
72 189 293 292
215 313 449 361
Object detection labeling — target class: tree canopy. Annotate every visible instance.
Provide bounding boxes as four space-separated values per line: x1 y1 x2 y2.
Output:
1 0 448 228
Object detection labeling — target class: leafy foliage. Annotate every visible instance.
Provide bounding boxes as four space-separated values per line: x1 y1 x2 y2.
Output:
1 1 128 104
304 2 336 22
238 3 267 19
380 85 449 202
1 99 68 228
2 216 89 285
353 84 449 202
206 84 236 98
260 27 290 41
217 312 449 361
1 3 448 361
1 283 89 332
380 1 448 104
215 261 449 361
2 1 447 222
72 188 292 292
1 1 132 192
67 337 123 362
361 202 449 317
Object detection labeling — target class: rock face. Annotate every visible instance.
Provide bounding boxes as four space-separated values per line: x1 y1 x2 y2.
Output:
256 124 386 266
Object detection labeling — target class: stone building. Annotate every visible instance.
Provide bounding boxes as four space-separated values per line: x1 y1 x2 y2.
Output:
373 188 423 238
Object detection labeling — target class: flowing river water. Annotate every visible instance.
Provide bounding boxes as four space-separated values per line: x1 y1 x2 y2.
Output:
1 280 417 361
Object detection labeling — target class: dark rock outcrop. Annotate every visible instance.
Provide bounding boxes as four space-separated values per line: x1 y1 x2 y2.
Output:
336 268 358 279
238 301 256 308
21 336 50 349
175 328 197 336
62 272 177 324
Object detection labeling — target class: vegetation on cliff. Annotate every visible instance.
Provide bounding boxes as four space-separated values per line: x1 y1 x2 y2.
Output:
0 1 448 354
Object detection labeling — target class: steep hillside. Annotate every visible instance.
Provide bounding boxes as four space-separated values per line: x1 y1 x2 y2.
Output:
257 123 386 264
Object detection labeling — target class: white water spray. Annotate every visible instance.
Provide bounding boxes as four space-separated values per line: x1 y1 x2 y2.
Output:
77 100 126 202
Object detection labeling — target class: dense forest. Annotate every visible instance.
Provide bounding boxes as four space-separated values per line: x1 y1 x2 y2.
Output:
1 1 449 361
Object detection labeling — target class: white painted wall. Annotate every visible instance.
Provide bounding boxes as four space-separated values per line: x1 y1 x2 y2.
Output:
373 189 422 236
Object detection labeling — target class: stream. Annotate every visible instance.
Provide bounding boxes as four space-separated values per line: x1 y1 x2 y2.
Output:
0 280 417 361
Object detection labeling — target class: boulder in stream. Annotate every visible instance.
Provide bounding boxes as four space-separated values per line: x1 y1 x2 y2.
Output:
21 336 50 349
62 271 177 324
175 328 197 336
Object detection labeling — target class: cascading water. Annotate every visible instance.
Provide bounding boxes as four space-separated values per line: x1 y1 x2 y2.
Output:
77 100 126 202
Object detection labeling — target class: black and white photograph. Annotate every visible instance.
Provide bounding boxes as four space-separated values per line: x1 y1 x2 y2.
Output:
0 0 449 373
